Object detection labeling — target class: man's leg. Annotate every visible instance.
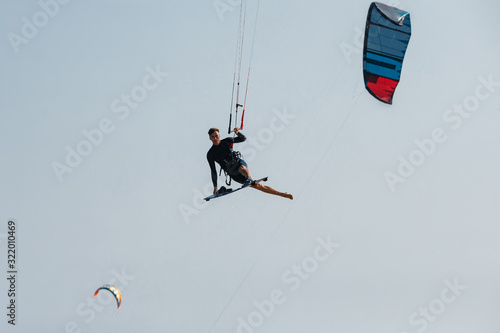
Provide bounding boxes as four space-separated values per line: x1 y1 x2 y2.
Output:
238 165 252 180
251 183 293 200
238 164 292 200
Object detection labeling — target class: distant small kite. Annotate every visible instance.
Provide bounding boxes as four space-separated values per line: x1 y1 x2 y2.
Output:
94 284 122 309
363 2 412 104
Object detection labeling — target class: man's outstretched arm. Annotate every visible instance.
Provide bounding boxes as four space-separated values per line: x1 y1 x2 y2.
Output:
207 154 218 194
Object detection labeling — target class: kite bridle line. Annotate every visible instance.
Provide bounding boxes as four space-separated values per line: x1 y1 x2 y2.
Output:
240 0 260 131
227 0 260 134
228 0 247 134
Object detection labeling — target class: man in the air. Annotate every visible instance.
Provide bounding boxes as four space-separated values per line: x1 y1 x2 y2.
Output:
207 127 293 200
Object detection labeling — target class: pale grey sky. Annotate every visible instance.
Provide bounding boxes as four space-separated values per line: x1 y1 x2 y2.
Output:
1 0 500 332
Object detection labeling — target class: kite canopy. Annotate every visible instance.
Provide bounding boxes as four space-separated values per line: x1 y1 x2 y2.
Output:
363 2 411 104
94 284 122 309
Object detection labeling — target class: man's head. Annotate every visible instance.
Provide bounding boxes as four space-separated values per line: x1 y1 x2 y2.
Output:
208 127 220 145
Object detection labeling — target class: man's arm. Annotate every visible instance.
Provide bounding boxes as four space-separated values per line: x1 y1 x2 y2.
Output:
207 152 218 193
233 128 246 143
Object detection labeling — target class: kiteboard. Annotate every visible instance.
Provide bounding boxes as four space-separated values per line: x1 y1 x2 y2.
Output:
204 177 268 201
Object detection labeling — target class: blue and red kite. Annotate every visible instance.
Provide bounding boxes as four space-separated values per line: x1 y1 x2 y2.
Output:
363 2 411 104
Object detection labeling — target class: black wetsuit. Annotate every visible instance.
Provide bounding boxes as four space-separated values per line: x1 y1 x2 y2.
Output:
207 132 247 187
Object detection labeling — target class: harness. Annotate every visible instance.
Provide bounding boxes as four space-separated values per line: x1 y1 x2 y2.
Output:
219 148 242 187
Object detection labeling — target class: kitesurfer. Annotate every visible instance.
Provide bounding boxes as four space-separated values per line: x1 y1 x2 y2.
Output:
207 127 293 200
